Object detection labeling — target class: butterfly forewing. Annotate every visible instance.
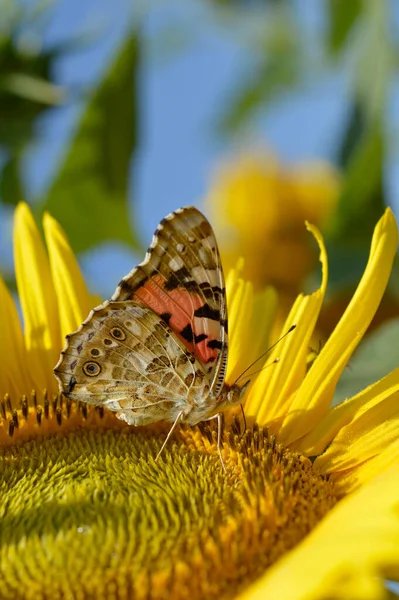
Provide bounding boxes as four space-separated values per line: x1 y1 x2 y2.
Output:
54 301 213 426
112 207 228 396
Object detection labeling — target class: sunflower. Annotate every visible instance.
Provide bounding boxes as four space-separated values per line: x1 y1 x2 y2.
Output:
205 151 340 294
1 202 399 600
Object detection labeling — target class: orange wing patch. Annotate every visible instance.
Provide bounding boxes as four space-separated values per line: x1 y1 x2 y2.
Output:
131 274 222 366
112 207 228 396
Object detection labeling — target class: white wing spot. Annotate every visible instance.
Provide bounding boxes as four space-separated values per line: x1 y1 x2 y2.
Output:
125 320 141 336
104 400 122 411
128 306 146 318
169 256 184 271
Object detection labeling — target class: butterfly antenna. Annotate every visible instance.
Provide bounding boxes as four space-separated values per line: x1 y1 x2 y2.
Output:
240 357 280 380
234 325 296 385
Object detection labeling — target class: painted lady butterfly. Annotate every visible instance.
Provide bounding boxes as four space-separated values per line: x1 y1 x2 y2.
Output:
54 207 249 466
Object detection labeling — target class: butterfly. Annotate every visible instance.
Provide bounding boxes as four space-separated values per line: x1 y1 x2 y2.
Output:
54 207 249 468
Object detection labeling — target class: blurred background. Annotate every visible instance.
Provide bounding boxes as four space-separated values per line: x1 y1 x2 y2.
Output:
1 0 399 398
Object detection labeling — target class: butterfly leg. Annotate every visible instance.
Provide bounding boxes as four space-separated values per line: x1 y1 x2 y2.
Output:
240 404 247 436
216 413 227 473
155 411 183 463
203 413 226 473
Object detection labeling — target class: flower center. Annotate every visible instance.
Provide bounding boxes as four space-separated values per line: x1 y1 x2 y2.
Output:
0 396 338 600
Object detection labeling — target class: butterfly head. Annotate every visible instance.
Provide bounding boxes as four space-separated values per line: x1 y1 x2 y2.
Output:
225 380 250 407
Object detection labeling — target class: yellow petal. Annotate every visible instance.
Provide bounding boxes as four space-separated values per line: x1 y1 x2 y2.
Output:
43 212 93 343
314 391 399 475
281 208 399 446
225 257 244 293
226 262 277 386
0 276 33 398
241 467 399 600
330 438 399 494
297 366 399 456
247 223 327 425
226 276 254 383
247 285 277 371
14 203 60 394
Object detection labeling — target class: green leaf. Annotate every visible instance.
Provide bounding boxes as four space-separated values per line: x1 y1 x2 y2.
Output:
333 318 399 405
0 73 64 105
354 1 392 122
327 0 363 54
42 33 141 254
326 120 385 250
0 37 63 149
324 119 386 291
217 54 298 136
0 153 24 205
335 101 365 169
216 4 299 136
324 243 367 291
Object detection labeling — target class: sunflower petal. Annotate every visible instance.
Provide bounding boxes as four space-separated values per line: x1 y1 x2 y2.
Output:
281 208 399 446
297 366 399 456
248 286 277 370
0 276 33 398
43 212 93 343
240 467 399 600
313 391 399 475
330 438 399 494
247 223 327 425
14 203 60 394
226 264 277 386
225 257 244 293
226 276 253 383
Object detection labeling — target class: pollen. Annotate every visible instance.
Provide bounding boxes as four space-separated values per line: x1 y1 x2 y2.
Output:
0 399 338 600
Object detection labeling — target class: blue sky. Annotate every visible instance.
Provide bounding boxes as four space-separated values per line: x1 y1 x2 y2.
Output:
2 0 399 297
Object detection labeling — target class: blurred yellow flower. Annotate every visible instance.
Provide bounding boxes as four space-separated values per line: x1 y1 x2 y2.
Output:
205 151 341 294
1 203 399 600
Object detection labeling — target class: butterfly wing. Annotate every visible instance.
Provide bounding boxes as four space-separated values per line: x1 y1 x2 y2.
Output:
112 207 228 397
54 301 213 426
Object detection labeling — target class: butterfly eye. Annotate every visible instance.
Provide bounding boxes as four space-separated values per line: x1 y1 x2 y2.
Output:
110 327 126 341
83 361 101 377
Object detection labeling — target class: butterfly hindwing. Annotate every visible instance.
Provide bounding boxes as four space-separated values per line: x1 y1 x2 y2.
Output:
54 301 213 426
112 207 228 396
